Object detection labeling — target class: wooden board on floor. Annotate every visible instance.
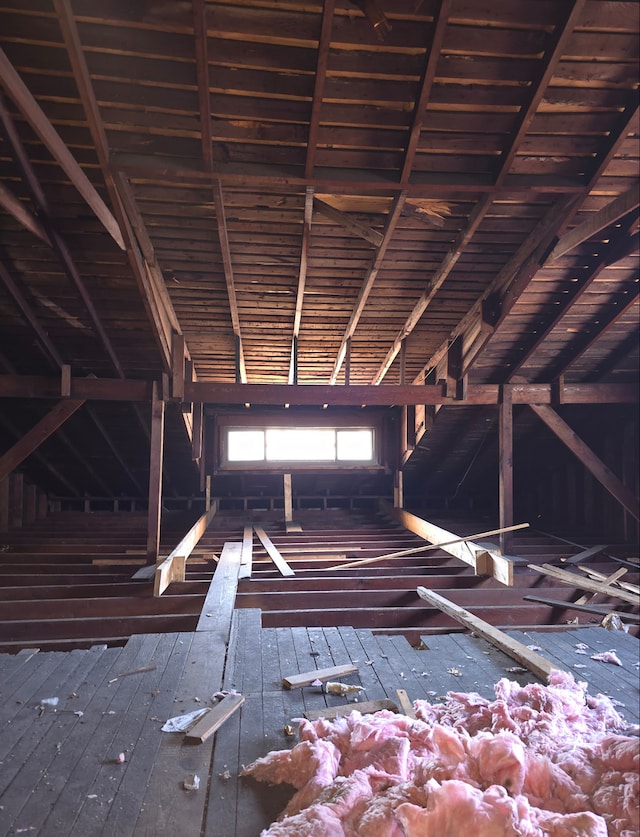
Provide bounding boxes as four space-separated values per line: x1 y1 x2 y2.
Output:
239 526 253 580
196 542 241 636
253 527 295 577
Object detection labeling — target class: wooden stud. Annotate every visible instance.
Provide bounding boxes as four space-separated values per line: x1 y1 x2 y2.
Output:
498 384 513 555
0 476 9 532
146 381 165 565
10 472 23 529
283 473 293 523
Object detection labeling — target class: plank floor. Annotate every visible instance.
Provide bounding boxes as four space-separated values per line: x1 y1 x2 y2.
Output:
0 617 638 837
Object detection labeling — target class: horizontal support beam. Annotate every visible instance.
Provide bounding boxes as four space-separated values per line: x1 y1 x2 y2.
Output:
0 376 636 407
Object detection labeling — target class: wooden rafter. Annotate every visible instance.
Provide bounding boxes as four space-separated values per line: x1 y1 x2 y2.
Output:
399 0 452 184
373 0 587 385
507 220 639 382
192 0 246 383
289 187 314 384
313 198 383 248
0 181 50 245
0 48 124 250
331 192 407 384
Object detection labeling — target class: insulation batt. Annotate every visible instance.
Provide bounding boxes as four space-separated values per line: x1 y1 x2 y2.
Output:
242 671 639 836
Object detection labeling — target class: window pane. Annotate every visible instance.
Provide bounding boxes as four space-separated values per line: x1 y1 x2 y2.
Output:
337 429 373 461
227 430 265 461
266 428 336 461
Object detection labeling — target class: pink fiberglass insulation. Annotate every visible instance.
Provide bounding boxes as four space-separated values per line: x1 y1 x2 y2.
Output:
242 670 639 836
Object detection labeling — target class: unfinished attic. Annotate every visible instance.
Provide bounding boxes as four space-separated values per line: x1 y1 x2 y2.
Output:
0 1 638 835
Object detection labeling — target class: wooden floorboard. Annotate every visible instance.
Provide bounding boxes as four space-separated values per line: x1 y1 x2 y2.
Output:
0 619 637 837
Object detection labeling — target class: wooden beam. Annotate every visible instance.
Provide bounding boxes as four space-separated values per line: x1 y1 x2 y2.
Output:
528 402 639 520
529 564 640 606
196 542 242 637
416 587 559 681
313 197 383 247
0 399 84 481
384 505 518 585
548 189 640 262
0 476 9 532
146 382 165 565
253 526 295 577
0 181 50 244
330 192 407 383
171 332 185 401
139 498 219 582
289 188 314 383
0 376 636 407
0 49 124 249
153 555 186 597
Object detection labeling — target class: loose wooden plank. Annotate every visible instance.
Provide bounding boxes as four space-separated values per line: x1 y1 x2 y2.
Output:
196 542 241 635
416 587 559 681
564 544 609 564
253 526 295 577
153 554 186 596
529 563 640 606
239 525 253 579
523 594 640 623
184 694 245 743
304 698 398 721
577 565 639 594
282 663 358 690
342 504 521 585
575 567 627 605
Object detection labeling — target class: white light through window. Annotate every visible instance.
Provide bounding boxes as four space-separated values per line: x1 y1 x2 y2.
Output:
227 429 265 461
337 429 374 460
266 429 336 461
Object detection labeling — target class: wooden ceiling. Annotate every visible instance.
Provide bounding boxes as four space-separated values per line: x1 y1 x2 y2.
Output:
0 0 638 502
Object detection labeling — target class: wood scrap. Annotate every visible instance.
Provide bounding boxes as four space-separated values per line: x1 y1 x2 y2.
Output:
108 665 157 683
184 693 245 743
304 698 398 721
196 542 241 635
254 526 295 577
577 565 639 594
416 587 559 681
529 563 640 606
396 688 416 719
283 663 358 690
574 567 627 606
563 544 608 564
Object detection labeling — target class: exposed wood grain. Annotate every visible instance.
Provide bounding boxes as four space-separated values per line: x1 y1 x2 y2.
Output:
416 587 559 681
254 526 295 577
282 663 358 690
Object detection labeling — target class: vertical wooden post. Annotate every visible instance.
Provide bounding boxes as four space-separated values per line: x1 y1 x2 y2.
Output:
499 385 513 555
171 331 185 400
192 401 203 460
205 474 211 511
10 472 24 529
146 381 165 565
24 483 36 524
283 473 293 522
344 337 351 385
0 476 9 532
393 469 403 509
37 491 48 519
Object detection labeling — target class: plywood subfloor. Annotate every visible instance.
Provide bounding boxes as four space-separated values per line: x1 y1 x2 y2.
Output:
0 617 638 837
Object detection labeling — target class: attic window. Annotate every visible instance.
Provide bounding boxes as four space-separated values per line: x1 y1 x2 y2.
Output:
225 427 376 466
